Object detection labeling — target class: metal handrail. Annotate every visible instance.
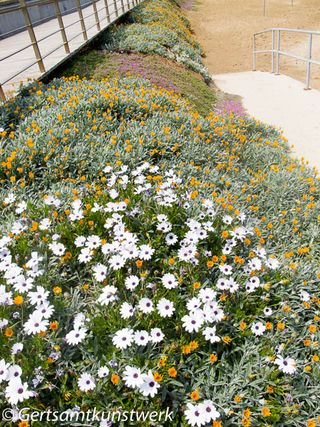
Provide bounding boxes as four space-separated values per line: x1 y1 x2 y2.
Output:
0 0 142 100
253 27 320 90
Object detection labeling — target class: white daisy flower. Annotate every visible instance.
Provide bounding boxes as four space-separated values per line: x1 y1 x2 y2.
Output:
65 327 87 345
203 326 221 343
275 356 297 374
139 244 155 260
125 275 140 291
251 322 266 336
23 312 49 335
92 264 108 282
157 298 175 318
138 370 160 397
97 366 110 378
161 273 178 289
263 307 273 316
122 366 143 389
134 330 150 346
150 328 164 343
0 359 10 383
138 298 154 314
184 403 206 427
78 373 95 392
5 379 33 405
199 400 220 423
165 233 178 245
98 285 118 306
48 242 66 256
182 311 204 333
112 328 134 349
120 302 135 319
109 255 125 271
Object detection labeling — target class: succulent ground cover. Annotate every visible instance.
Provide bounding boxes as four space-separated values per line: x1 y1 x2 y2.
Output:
60 0 216 117
0 76 319 426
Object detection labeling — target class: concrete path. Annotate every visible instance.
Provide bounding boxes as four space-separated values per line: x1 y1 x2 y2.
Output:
0 0 135 97
213 71 320 170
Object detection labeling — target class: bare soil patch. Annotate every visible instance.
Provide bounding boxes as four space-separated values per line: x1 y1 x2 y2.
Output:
186 0 320 88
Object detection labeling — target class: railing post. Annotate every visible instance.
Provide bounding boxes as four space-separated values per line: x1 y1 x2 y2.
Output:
0 84 6 102
126 0 130 10
113 0 119 17
75 0 88 41
53 0 70 54
253 34 256 71
305 33 313 90
276 29 280 75
271 29 275 73
92 0 101 31
19 0 45 73
120 0 125 13
104 0 111 23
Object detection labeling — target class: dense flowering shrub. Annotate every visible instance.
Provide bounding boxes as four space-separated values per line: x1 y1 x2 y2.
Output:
0 78 320 425
101 0 211 81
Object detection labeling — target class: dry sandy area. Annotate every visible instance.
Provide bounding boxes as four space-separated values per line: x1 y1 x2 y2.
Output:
186 0 320 88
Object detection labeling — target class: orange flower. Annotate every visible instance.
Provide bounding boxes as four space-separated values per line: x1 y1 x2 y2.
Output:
240 321 247 330
182 345 191 355
4 328 13 337
168 367 177 377
111 374 120 385
190 389 200 401
14 295 24 305
209 353 218 363
266 322 273 330
168 258 175 265
136 260 143 268
309 325 317 334
193 281 201 289
153 372 163 382
18 421 29 427
50 321 59 331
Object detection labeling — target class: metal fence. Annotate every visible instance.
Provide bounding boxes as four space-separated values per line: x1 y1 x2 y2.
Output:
0 0 142 100
253 28 320 90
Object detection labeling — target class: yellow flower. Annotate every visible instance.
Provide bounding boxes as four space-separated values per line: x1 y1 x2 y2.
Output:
53 286 62 296
261 407 271 417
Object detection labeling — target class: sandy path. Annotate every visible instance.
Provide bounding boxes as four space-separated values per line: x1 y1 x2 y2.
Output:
213 71 320 169
186 0 320 88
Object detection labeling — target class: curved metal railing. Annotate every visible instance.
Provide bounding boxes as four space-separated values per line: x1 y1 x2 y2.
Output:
253 27 320 90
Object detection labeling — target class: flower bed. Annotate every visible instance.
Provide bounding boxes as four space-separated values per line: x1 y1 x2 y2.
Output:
0 78 320 426
100 0 211 81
